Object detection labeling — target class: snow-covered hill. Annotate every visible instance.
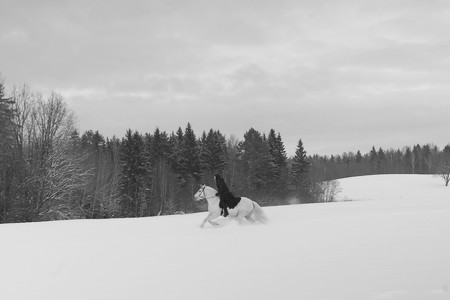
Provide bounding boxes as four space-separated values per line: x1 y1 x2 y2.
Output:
336 174 449 202
0 175 449 300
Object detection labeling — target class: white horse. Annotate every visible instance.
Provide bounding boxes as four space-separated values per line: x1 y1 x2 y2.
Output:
194 185 267 228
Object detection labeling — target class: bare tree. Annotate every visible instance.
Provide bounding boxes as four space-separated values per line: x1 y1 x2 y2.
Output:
440 167 450 187
11 84 33 157
33 139 91 220
439 145 450 187
17 91 91 220
321 180 342 202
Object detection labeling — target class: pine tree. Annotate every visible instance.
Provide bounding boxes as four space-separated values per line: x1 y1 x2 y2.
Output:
149 128 177 215
369 146 378 172
394 149 403 173
150 128 171 162
0 80 15 222
199 131 209 176
412 144 422 174
171 123 201 212
355 150 362 163
224 135 243 194
239 128 271 193
403 147 413 174
0 82 14 157
102 136 122 218
199 129 227 185
289 139 310 191
378 147 386 173
80 130 107 218
182 123 200 179
267 129 288 193
170 127 185 182
422 144 432 173
120 129 146 217
211 130 228 174
267 129 279 183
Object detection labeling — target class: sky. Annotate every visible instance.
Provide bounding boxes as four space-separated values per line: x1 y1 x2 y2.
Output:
1 0 450 156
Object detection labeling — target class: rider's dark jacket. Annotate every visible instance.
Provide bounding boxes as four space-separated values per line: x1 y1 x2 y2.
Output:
215 174 241 217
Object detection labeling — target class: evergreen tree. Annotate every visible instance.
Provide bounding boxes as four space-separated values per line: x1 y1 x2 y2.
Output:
355 150 362 163
369 146 378 172
378 147 386 173
102 136 122 218
199 129 228 185
150 128 171 162
171 123 201 212
170 127 185 183
149 128 177 215
199 131 209 175
80 130 106 218
0 82 14 158
224 135 243 194
403 147 413 173
394 149 403 173
212 130 228 173
412 144 422 174
289 139 310 191
0 80 15 222
120 129 146 217
267 129 288 193
422 144 432 173
182 123 201 179
239 128 271 193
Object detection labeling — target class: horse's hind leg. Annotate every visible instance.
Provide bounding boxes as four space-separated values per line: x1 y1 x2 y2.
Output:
235 212 250 225
245 215 255 223
208 220 219 226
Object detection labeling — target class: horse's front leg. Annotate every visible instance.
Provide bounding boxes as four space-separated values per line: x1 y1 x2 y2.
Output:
200 211 220 228
200 212 212 228
207 210 221 226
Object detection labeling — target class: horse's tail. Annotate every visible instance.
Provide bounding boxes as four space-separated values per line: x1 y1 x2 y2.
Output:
252 201 268 224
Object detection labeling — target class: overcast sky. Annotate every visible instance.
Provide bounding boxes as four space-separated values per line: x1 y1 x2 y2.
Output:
1 0 450 156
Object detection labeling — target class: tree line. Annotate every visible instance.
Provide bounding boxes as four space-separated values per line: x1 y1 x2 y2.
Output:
309 144 450 185
0 82 314 223
2 80 449 223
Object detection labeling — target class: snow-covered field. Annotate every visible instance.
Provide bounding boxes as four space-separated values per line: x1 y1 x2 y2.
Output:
1 174 449 300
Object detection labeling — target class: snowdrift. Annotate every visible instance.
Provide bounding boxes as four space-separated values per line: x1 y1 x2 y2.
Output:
0 174 449 300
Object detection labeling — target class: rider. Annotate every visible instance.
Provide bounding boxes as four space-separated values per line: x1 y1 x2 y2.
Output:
214 174 241 217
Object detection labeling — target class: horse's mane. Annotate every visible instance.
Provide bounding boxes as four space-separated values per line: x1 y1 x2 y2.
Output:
205 185 217 193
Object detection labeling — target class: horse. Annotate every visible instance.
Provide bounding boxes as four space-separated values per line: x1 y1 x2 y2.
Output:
194 185 268 228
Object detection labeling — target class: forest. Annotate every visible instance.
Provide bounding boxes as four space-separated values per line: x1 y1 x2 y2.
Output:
1 81 449 223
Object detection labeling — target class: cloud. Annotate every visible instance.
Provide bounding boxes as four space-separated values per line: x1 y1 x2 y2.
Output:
0 29 29 43
1 0 450 155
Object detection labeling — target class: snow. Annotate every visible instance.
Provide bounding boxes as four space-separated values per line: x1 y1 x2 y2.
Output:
1 174 449 300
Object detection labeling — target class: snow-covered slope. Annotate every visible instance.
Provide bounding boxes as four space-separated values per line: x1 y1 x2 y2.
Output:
336 174 449 202
1 175 449 300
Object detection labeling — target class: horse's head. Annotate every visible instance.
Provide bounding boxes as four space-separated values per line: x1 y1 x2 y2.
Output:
194 185 217 201
194 185 206 201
